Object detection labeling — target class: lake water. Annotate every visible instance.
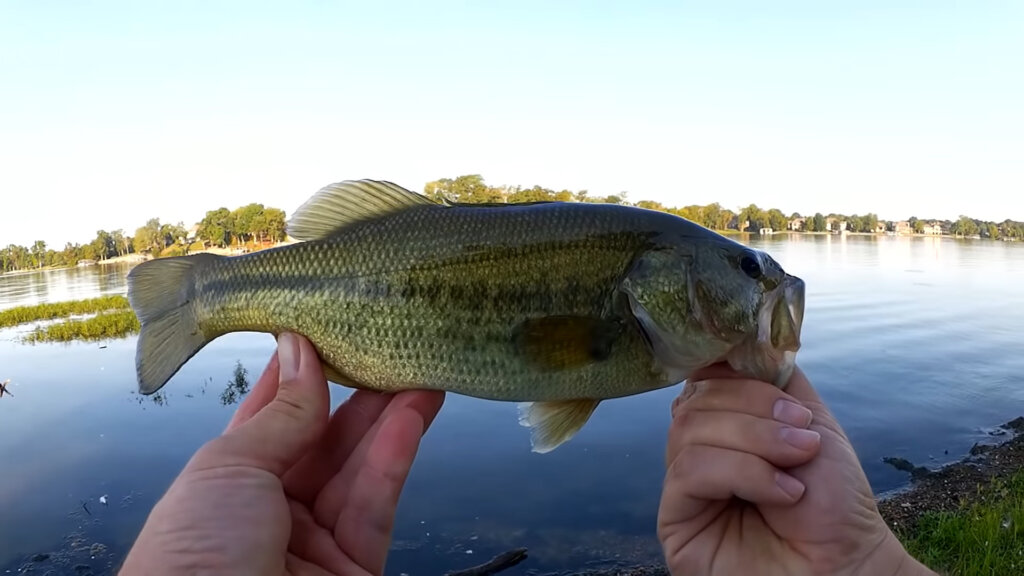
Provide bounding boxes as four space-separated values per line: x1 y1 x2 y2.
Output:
1 234 1023 575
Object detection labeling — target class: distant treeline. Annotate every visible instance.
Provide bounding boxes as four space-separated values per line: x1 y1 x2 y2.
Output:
3 175 1021 273
424 174 1024 240
1 203 287 273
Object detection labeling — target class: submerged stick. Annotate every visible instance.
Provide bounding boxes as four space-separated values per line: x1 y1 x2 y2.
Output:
444 547 528 576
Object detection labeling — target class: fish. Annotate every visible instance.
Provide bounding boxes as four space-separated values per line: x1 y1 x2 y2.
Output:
126 179 805 453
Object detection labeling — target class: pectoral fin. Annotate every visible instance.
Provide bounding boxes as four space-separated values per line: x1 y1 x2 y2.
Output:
512 316 621 371
518 398 601 453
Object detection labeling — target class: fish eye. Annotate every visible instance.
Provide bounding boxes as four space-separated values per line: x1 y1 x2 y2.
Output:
740 254 762 279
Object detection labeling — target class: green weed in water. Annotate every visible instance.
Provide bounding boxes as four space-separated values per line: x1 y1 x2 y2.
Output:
900 469 1024 575
0 295 131 328
22 310 140 343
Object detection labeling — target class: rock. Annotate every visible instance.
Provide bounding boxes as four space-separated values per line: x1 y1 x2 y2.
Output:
970 442 994 456
1003 417 1024 432
882 457 932 479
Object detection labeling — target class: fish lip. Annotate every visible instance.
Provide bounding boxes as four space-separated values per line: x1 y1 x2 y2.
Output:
783 273 806 342
728 272 805 387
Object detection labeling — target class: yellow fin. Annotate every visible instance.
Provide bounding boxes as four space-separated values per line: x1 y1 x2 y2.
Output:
517 399 601 453
320 361 356 387
286 179 438 241
512 316 621 371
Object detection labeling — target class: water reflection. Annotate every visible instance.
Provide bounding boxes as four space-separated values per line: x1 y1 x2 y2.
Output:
219 361 251 406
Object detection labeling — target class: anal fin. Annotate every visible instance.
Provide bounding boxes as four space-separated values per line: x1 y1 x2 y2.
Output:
320 361 375 391
517 398 601 453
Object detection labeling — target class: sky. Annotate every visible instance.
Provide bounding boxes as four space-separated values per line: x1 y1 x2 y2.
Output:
1 0 1022 248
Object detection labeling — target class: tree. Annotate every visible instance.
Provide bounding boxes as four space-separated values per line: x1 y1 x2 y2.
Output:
950 215 979 237
812 213 826 232
263 208 286 242
133 218 164 254
739 204 766 232
767 209 788 232
31 240 47 269
423 174 504 203
198 208 232 248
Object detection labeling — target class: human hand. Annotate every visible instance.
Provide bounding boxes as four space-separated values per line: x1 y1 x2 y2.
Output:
120 332 445 575
656 364 936 576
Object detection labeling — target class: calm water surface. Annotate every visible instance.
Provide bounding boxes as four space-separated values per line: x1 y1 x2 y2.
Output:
1 235 1022 574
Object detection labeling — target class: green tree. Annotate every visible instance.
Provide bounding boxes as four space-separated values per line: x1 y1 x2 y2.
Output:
263 208 286 242
198 208 232 248
739 204 766 232
767 209 788 232
508 185 555 203
986 223 999 239
812 213 826 232
133 218 164 254
423 174 504 203
950 215 979 237
31 240 47 269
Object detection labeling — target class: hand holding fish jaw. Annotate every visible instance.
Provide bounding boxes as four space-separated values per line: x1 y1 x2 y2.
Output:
120 332 445 576
657 364 937 576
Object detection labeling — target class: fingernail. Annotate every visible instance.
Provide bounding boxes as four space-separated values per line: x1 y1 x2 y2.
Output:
781 426 820 450
776 471 806 500
278 332 299 383
773 399 812 427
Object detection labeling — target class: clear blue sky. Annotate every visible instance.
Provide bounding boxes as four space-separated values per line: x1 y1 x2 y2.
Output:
2 1 1021 248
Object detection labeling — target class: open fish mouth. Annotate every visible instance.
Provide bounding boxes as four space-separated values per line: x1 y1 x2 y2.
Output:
770 273 805 388
723 272 806 389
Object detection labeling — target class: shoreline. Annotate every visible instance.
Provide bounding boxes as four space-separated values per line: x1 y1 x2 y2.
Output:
0 231 1014 277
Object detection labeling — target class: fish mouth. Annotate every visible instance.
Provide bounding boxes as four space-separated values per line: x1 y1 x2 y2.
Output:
724 272 806 389
769 274 805 387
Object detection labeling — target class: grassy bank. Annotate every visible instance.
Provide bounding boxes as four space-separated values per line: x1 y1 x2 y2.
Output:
899 468 1024 575
22 310 140 343
0 295 131 328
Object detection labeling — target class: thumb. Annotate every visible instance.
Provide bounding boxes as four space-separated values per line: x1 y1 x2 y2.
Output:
195 332 331 477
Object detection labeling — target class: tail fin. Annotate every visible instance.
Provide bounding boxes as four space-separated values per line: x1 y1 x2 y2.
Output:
127 253 220 395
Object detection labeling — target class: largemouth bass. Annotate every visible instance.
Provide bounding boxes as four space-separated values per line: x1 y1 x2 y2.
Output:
127 180 805 452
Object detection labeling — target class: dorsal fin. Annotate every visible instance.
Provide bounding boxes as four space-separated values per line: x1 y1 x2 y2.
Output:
286 179 439 241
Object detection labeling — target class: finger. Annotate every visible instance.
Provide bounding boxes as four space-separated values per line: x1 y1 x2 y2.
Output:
673 377 814 429
658 444 806 529
225 351 280 432
282 389 395 505
195 333 330 476
286 500 364 576
331 405 430 575
284 552 341 576
311 389 444 528
667 409 821 470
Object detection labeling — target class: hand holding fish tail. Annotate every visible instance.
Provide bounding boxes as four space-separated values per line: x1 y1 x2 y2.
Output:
657 364 937 576
120 332 444 576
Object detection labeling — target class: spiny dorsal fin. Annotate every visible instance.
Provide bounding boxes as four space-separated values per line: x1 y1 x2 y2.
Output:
286 179 438 241
512 315 622 371
518 398 601 453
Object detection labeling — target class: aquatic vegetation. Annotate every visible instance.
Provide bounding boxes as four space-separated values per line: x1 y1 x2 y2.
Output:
0 295 131 328
22 310 140 343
